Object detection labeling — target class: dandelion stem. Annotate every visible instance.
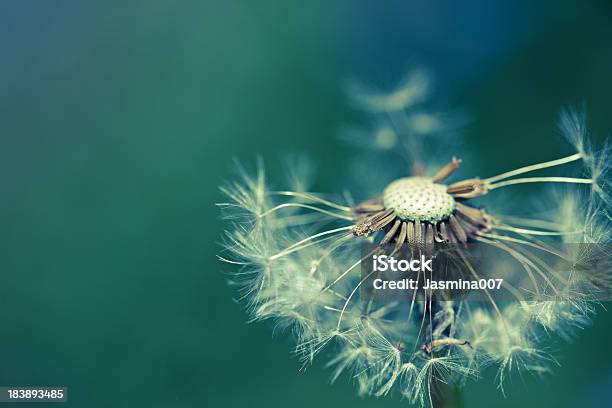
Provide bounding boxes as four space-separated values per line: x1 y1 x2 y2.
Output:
488 177 592 190
485 153 583 183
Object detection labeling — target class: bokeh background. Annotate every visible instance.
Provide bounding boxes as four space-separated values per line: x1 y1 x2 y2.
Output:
1 1 611 407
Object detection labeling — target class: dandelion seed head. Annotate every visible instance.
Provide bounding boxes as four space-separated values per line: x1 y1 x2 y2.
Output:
383 177 455 222
220 71 611 407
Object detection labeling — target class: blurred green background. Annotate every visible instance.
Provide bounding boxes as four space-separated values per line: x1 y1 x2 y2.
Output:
1 1 611 407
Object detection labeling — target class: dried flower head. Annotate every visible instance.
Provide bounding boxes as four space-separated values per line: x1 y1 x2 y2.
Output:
219 71 610 407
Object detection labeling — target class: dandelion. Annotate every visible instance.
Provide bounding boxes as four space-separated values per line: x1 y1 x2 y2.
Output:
219 72 610 407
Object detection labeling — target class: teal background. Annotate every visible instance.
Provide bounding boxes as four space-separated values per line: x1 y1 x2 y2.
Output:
1 1 611 407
